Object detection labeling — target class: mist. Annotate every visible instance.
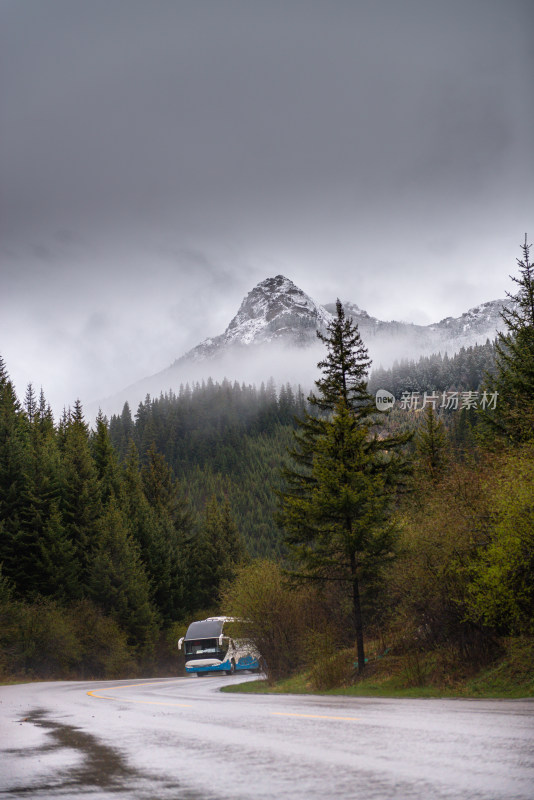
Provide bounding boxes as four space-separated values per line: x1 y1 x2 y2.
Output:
2 0 532 416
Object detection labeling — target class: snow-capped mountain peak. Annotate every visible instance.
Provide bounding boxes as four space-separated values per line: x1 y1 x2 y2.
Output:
96 274 507 417
181 275 333 361
430 299 505 336
225 275 332 344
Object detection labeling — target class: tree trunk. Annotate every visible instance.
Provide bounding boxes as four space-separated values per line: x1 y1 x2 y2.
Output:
350 553 365 674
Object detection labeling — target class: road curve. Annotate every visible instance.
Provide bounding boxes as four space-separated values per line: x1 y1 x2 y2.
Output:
1 674 533 799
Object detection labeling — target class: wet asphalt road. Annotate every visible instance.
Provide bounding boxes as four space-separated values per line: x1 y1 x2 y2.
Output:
0 675 533 799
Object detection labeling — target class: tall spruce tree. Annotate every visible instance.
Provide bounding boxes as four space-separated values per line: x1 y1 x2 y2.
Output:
141 443 193 620
415 406 449 482
36 500 78 600
20 394 77 599
189 496 245 610
61 401 102 593
37 388 54 434
278 302 410 673
92 411 123 505
24 383 38 424
87 496 158 653
483 235 534 443
123 442 184 622
0 357 34 592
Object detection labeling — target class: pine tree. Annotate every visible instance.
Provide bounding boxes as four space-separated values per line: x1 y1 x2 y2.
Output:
36 500 79 600
313 300 372 412
61 400 102 592
119 401 134 459
141 444 190 528
92 411 123 505
0 362 73 601
24 383 38 424
87 497 158 653
140 443 193 620
415 406 449 482
37 388 55 433
17 398 75 599
123 442 184 622
0 357 33 592
483 235 534 443
189 496 245 610
219 498 246 567
278 303 410 673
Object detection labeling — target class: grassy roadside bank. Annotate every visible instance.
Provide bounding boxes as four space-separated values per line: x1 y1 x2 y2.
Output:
221 637 534 699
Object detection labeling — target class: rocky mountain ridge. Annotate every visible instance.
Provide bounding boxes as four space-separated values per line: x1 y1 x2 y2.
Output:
175 275 333 363
96 275 506 416
178 275 505 365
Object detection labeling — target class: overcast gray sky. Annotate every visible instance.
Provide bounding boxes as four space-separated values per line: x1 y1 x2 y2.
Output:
1 0 533 415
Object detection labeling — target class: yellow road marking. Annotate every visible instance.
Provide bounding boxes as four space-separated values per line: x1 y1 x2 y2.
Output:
90 679 182 692
87 679 192 707
87 680 359 719
271 712 360 721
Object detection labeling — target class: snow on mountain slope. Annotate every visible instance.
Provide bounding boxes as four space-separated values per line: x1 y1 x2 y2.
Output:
93 275 507 417
177 275 333 362
325 297 506 360
430 299 505 338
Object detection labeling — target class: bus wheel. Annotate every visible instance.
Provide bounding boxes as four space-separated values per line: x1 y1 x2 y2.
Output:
196 672 205 677
225 661 235 676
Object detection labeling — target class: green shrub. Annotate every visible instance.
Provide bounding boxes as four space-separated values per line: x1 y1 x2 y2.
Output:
308 647 355 691
466 447 534 635
0 598 80 678
0 597 135 680
220 560 327 683
68 599 135 679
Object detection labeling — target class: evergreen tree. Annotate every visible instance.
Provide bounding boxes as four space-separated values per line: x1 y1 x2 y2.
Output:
140 443 193 620
123 442 184 622
483 235 534 443
24 383 38 424
313 301 372 412
120 401 134 437
0 357 33 591
189 496 245 609
415 406 449 482
141 443 190 529
61 400 102 592
278 303 410 673
109 402 135 462
137 395 157 459
219 498 246 566
451 405 478 455
37 388 55 434
118 401 134 459
92 411 123 505
87 497 158 653
18 399 74 599
36 500 78 600
0 362 75 600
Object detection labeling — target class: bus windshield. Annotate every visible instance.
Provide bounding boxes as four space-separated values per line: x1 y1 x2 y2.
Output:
184 638 222 656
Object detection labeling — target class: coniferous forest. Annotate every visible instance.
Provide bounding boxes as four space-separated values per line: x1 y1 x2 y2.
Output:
0 368 256 677
1 239 533 689
108 379 307 558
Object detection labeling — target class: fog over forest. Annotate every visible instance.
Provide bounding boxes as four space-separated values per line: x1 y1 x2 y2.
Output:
1 0 532 414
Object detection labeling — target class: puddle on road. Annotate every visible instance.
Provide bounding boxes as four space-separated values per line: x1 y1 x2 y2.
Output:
3 708 215 799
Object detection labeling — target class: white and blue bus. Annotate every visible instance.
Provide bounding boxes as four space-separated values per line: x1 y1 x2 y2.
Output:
178 616 260 676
